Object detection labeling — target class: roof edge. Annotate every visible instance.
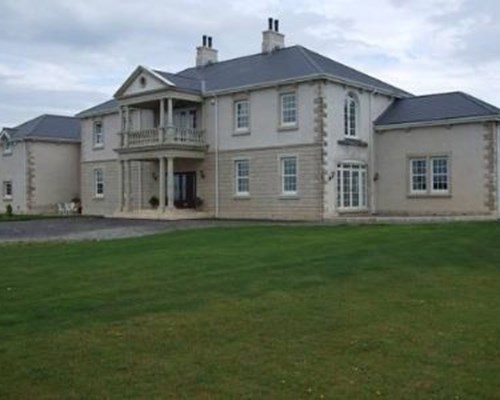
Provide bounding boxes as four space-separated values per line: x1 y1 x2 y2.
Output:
375 115 500 131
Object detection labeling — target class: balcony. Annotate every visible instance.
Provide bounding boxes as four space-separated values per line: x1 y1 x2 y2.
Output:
120 126 205 150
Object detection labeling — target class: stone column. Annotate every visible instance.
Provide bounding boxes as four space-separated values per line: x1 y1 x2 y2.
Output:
167 97 173 126
125 160 132 211
167 157 175 210
159 157 166 212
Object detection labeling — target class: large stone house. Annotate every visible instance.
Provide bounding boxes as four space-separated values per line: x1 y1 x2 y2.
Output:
0 114 81 214
78 19 500 220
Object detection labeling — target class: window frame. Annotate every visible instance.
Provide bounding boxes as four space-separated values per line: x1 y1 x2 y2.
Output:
2 140 13 155
280 156 298 196
234 159 250 196
93 120 104 149
336 162 368 211
94 168 104 198
344 93 359 138
2 181 13 200
279 92 298 128
234 100 250 134
410 158 428 194
408 155 450 197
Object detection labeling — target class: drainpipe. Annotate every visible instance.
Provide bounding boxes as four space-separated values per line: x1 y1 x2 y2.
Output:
369 90 377 215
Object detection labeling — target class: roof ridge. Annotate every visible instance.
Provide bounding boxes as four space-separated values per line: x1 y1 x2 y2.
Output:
457 91 500 114
295 45 323 74
177 45 302 75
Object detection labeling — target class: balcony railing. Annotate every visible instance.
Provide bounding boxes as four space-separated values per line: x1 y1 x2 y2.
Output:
120 126 205 149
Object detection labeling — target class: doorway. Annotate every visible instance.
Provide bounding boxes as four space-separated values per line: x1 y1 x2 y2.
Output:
174 172 197 208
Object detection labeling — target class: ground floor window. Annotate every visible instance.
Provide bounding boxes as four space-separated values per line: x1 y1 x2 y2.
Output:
234 159 250 196
2 181 12 200
410 156 449 195
281 156 298 195
337 163 367 210
94 169 104 198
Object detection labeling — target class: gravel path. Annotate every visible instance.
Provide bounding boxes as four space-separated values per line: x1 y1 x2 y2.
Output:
0 217 267 244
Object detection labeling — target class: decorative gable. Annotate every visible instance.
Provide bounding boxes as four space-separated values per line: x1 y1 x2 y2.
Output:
114 66 176 98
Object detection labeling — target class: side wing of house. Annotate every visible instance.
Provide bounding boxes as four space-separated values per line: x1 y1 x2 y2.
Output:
374 122 498 216
0 140 27 213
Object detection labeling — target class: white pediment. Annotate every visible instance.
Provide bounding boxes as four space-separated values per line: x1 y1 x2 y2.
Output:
114 66 176 98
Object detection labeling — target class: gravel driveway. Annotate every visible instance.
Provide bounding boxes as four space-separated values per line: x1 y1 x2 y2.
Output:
0 217 254 243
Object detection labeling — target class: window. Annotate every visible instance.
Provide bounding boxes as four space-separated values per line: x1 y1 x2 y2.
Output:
281 156 298 195
3 140 12 155
337 163 367 210
410 158 427 193
93 121 104 148
235 159 250 196
3 181 12 200
94 169 104 198
409 156 450 195
234 100 250 132
344 93 358 138
432 157 449 192
280 92 297 126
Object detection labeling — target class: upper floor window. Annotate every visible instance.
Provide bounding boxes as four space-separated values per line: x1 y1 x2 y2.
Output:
3 140 12 155
234 100 250 132
344 93 358 138
93 121 104 148
281 156 298 195
94 169 104 198
280 92 297 126
2 181 12 200
409 156 450 195
235 159 250 196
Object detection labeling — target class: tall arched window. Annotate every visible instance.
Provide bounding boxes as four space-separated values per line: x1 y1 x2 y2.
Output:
344 93 358 138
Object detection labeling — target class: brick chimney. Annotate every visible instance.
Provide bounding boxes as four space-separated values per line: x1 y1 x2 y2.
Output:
196 35 218 67
262 18 285 53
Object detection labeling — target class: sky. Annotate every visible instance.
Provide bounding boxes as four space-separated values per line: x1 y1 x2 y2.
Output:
1 0 499 127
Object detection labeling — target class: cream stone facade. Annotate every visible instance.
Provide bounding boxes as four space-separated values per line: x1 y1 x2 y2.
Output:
77 20 500 221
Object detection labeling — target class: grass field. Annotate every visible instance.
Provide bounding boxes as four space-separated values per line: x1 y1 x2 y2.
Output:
0 223 499 399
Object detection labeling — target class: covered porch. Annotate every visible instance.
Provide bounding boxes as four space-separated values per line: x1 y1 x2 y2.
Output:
114 150 212 220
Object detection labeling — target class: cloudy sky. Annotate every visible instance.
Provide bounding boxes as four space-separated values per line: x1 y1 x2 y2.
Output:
0 0 499 127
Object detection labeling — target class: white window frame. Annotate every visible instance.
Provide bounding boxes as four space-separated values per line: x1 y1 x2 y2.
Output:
408 156 450 196
431 157 450 194
280 156 298 196
234 100 250 133
94 168 104 198
3 140 12 155
234 159 250 196
280 92 298 127
93 121 104 148
344 93 359 138
336 162 368 211
3 181 13 200
410 158 428 194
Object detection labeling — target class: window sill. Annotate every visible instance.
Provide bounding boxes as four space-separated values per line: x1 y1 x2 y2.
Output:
279 194 300 200
233 194 251 200
278 124 299 132
233 130 250 136
337 208 370 214
2 152 12 156
3 197 13 202
94 195 105 200
408 193 452 199
93 145 105 150
337 138 368 148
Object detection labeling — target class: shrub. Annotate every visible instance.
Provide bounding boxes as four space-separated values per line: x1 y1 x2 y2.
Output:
5 204 13 217
149 196 159 209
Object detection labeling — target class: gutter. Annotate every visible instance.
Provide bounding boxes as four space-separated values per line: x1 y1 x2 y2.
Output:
375 115 500 132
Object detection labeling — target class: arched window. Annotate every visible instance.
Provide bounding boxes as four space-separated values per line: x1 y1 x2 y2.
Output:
344 93 358 138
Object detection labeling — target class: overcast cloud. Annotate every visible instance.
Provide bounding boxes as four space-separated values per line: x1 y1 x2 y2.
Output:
0 0 499 127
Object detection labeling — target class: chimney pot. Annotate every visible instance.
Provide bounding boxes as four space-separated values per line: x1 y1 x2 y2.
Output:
196 35 218 67
268 17 273 30
202 35 207 47
274 19 279 32
208 36 213 48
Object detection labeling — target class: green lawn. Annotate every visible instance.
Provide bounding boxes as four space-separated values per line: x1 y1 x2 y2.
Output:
1 223 499 399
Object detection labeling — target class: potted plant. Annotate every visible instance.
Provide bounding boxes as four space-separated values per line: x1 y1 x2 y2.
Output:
194 197 204 210
149 195 159 209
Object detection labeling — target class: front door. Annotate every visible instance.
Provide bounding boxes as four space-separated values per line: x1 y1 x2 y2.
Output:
174 172 197 208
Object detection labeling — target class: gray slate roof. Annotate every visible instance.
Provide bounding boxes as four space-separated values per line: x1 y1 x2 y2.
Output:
170 45 410 96
76 99 119 118
6 114 80 142
375 92 500 126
